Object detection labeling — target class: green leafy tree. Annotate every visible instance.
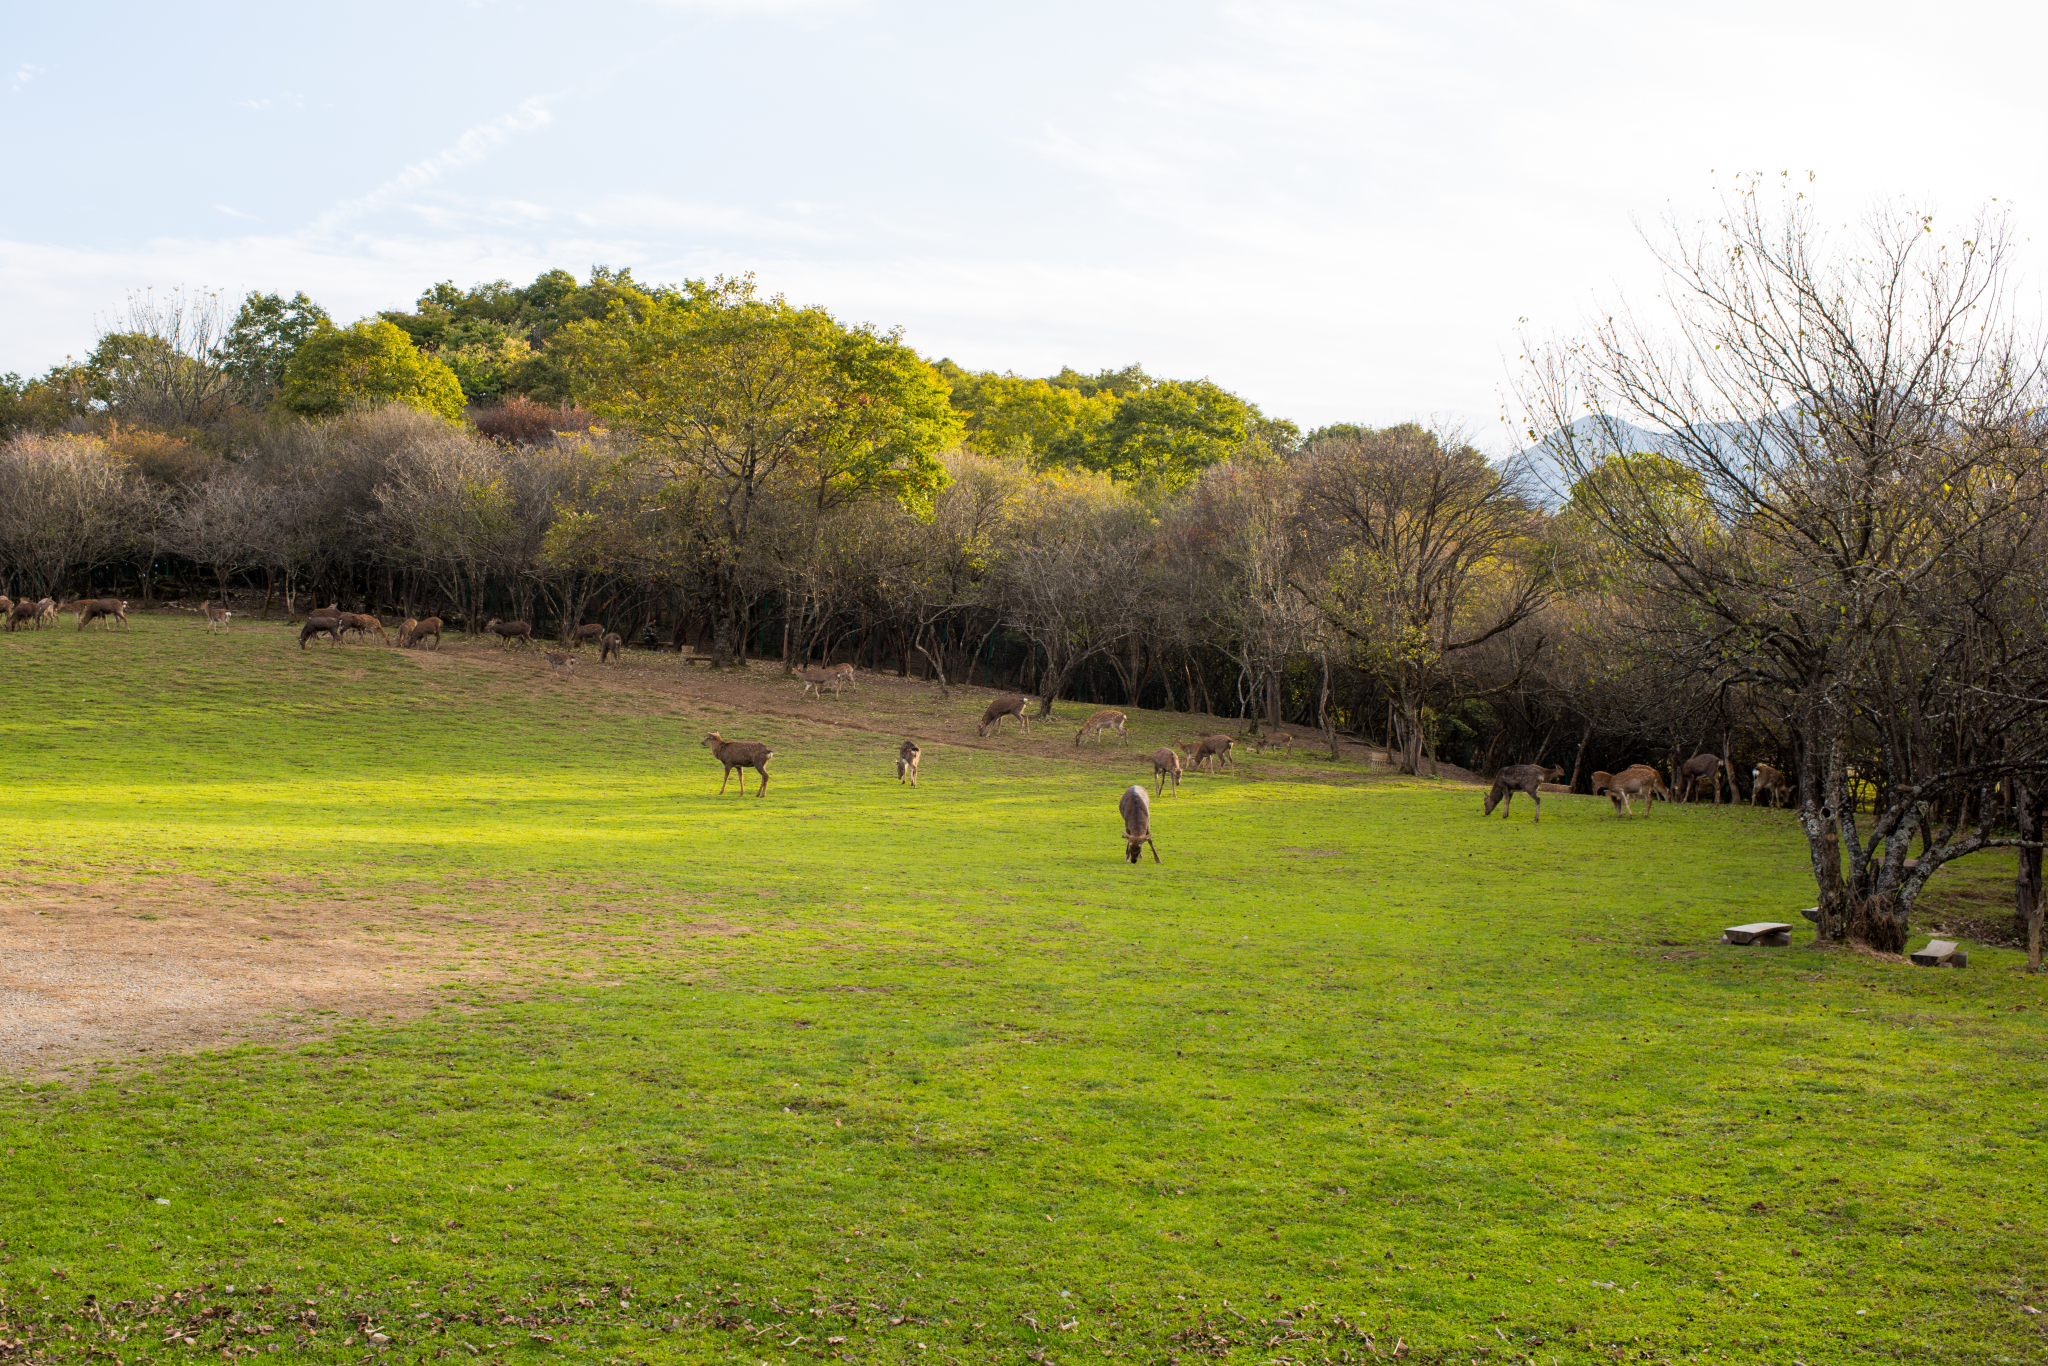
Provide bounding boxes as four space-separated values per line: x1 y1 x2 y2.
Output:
221 291 331 401
567 276 960 666
1065 377 1258 487
280 320 467 420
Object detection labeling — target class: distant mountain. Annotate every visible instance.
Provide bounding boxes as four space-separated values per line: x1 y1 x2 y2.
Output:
1510 416 1672 508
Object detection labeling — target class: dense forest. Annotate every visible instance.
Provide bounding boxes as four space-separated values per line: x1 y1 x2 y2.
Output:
4 187 2046 962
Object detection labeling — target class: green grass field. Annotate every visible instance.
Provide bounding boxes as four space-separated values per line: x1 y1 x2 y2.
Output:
1 614 2042 1366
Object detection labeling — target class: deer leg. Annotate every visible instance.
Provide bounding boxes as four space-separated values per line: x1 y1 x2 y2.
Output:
719 767 733 795
755 766 769 798
1148 837 1160 864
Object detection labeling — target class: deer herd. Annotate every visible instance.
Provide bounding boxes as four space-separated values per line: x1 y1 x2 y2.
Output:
6 593 1801 858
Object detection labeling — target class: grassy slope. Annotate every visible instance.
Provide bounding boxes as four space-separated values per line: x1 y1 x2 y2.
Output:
0 617 2042 1366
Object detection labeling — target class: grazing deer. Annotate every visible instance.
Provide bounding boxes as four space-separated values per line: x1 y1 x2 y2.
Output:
896 739 921 787
203 601 233 631
1075 709 1127 746
568 623 604 648
702 732 773 797
1151 746 1183 797
828 662 858 692
298 613 343 649
34 598 55 626
1179 734 1234 774
600 631 623 663
1606 765 1670 816
0 596 10 620
1751 763 1790 809
485 618 533 649
399 616 443 649
1677 752 1738 804
977 694 1031 737
5 601 37 632
76 598 128 630
1250 731 1295 755
796 666 845 700
543 649 576 676
337 612 390 645
1483 763 1566 823
1120 784 1161 864
1590 770 1615 796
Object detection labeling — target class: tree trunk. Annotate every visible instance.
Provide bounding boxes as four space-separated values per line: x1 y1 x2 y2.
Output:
1799 708 1850 942
912 626 951 699
709 564 739 667
1320 650 1337 762
2017 784 2043 973
1567 720 1593 792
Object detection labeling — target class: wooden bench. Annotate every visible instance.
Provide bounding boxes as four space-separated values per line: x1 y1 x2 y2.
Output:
1910 939 1968 968
1723 922 1794 946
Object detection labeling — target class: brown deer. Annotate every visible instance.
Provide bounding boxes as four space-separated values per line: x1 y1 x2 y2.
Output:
543 649 576 676
1075 709 1127 746
298 613 343 649
828 662 858 692
486 618 533 649
1751 763 1790 809
1179 734 1234 774
1120 784 1161 864
399 616 443 649
977 694 1030 737
1590 770 1615 796
1151 746 1183 797
1483 763 1566 822
203 601 234 631
703 732 773 797
1676 752 1737 804
34 598 55 626
76 598 128 630
600 631 623 662
568 623 604 648
796 666 846 700
5 601 37 631
0 596 10 620
1606 765 1671 816
1250 731 1294 755
337 612 390 645
896 739 921 787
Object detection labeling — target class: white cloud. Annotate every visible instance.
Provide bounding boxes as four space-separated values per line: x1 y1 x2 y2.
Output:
314 96 555 230
11 63 42 93
212 206 260 221
237 92 305 112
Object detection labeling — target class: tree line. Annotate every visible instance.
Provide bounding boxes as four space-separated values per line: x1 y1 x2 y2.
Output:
3 183 2044 963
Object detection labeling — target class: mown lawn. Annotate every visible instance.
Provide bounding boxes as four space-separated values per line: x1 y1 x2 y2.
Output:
0 615 2042 1365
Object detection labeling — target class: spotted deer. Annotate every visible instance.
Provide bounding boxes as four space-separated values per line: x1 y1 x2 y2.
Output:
1151 746 1183 797
1075 709 1127 746
543 649 576 676
203 601 234 631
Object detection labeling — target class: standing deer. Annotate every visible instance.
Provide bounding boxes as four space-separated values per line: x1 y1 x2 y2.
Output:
1676 752 1737 804
828 662 858 692
5 601 37 631
796 666 846 700
1483 763 1566 823
1606 765 1670 816
702 732 773 797
600 632 623 663
1751 763 1790 808
543 649 576 676
1151 746 1183 797
1250 731 1294 755
34 598 55 626
203 601 234 631
977 694 1031 737
1120 784 1161 864
1075 709 1127 746
399 616 443 649
299 613 343 649
1179 734 1234 774
486 618 533 649
568 623 604 648
896 739 921 787
337 612 390 645
76 599 128 630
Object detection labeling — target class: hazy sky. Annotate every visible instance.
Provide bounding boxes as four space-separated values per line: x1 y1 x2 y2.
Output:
6 1 2045 444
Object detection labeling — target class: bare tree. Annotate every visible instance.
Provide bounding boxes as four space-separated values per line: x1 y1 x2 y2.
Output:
96 288 240 427
995 471 1150 717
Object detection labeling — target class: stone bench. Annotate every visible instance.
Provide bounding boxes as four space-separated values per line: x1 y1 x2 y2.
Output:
1723 922 1794 946
1910 939 1969 968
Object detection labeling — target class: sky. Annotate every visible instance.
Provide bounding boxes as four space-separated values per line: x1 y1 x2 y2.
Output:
6 0 2047 447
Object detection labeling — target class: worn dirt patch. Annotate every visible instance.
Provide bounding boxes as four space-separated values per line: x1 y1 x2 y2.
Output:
0 872 742 1079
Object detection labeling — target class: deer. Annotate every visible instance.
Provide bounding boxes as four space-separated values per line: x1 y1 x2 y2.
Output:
1151 746 1183 797
600 632 623 663
977 694 1031 737
337 612 390 645
1075 709 1127 746
203 601 234 631
5 600 37 631
76 598 128 630
1179 734 1234 774
1676 752 1738 804
485 618 533 649
35 598 56 626
796 666 846 700
828 662 858 692
1120 784 1161 864
896 739 921 787
543 649 576 676
1250 731 1294 755
298 614 343 649
567 623 604 649
703 732 773 797
0 596 10 620
1751 763 1791 809
1483 763 1566 822
1606 765 1671 816
399 616 443 649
